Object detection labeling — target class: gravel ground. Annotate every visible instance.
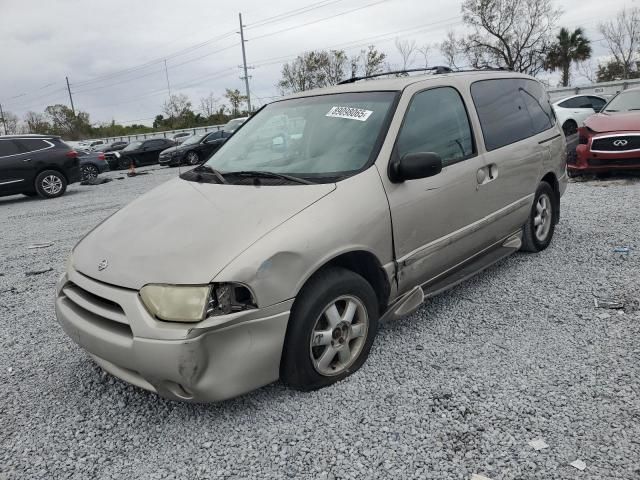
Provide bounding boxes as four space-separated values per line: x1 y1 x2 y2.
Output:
1 166 639 479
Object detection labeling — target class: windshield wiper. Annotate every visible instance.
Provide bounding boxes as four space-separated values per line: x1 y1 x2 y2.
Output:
193 164 228 184
227 170 313 185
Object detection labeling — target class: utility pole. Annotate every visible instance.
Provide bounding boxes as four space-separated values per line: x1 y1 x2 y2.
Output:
65 76 76 116
238 13 252 113
164 59 172 98
0 103 7 135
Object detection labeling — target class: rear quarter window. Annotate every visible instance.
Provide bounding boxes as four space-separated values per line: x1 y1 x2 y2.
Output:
0 139 23 157
471 78 553 151
15 138 53 153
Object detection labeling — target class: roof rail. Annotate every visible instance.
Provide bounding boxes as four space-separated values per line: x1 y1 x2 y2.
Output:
338 66 453 85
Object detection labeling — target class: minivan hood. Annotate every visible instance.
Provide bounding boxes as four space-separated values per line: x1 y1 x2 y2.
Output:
584 111 640 133
73 178 336 289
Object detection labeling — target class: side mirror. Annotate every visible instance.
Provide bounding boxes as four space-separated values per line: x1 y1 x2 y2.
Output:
593 106 602 113
389 152 443 182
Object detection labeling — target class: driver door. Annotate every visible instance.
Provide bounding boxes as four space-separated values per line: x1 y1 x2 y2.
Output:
380 85 494 296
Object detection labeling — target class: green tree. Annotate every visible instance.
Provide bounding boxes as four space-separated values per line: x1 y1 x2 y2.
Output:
44 104 91 139
545 28 592 87
224 88 247 116
596 60 640 81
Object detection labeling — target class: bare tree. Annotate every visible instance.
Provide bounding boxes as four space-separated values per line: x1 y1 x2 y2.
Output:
577 59 597 83
599 7 640 79
440 31 463 70
417 44 431 68
1 111 19 134
162 93 192 119
395 38 417 70
23 111 50 134
459 0 561 75
322 50 348 85
199 92 219 117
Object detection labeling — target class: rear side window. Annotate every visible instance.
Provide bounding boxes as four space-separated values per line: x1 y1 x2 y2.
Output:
16 138 52 152
471 78 553 151
205 131 223 141
520 80 554 134
0 139 23 157
558 96 592 109
396 86 474 167
145 140 163 148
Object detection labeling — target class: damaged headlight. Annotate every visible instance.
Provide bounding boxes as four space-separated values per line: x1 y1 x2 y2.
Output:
139 283 256 323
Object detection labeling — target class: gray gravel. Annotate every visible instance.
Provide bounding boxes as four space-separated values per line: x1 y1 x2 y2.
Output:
1 166 640 479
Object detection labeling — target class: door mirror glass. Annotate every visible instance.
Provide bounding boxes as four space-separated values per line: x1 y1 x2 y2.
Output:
390 152 442 182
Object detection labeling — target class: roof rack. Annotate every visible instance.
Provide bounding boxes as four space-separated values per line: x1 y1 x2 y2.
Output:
338 66 453 85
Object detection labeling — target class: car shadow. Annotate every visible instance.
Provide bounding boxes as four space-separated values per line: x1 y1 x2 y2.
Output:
0 188 83 206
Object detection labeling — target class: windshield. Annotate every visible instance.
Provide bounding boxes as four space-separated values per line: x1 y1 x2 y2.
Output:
205 92 396 179
181 133 205 145
123 140 143 151
603 91 640 112
224 118 245 132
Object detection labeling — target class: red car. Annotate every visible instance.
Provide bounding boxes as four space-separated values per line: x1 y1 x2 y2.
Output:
572 87 640 176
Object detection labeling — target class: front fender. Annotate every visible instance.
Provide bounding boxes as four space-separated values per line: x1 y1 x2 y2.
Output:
212 167 394 308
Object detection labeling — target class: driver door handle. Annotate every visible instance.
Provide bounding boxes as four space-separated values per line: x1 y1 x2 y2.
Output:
476 164 498 185
22 158 32 162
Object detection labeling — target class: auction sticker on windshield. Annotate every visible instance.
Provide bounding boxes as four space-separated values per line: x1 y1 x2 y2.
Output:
326 106 373 121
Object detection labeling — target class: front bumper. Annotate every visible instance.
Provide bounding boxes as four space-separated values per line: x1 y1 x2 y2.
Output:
159 153 183 166
55 267 291 402
572 144 640 174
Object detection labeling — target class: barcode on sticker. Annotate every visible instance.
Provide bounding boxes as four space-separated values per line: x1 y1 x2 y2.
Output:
326 106 373 121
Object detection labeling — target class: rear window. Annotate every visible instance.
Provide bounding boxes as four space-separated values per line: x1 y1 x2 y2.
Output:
0 139 23 157
471 78 553 151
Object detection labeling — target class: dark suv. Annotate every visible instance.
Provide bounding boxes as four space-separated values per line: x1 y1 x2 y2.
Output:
0 135 81 199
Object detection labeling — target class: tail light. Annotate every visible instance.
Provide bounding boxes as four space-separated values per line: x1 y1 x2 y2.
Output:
66 150 78 158
98 152 105 161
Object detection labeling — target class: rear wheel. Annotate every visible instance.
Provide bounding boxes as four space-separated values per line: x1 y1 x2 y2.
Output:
281 267 379 391
118 157 134 169
521 181 557 252
81 164 99 181
562 120 578 137
35 170 67 199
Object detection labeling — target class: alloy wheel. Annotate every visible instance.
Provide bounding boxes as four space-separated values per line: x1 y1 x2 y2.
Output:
42 175 63 195
186 152 199 165
309 295 369 376
533 193 552 242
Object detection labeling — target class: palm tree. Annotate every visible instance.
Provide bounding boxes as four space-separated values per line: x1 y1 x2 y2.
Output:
546 28 592 87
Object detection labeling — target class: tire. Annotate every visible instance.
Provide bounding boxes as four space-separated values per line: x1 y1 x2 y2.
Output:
35 170 67 199
185 151 200 165
81 164 99 181
562 120 578 137
118 157 134 170
281 267 379 391
521 181 557 252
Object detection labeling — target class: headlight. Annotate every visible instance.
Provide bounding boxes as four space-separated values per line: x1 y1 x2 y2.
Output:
139 283 256 323
114 151 121 158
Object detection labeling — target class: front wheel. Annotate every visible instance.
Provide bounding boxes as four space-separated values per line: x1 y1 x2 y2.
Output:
521 181 557 252
281 267 379 391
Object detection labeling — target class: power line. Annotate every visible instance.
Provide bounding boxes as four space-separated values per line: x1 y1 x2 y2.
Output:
251 0 392 41
246 0 346 29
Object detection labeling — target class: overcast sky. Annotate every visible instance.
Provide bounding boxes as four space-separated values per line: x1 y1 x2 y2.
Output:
0 0 635 126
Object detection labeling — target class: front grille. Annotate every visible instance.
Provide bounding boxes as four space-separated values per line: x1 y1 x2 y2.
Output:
588 158 640 166
62 281 132 335
591 135 640 152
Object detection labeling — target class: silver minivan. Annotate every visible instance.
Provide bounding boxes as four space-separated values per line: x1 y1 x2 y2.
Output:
55 71 567 402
